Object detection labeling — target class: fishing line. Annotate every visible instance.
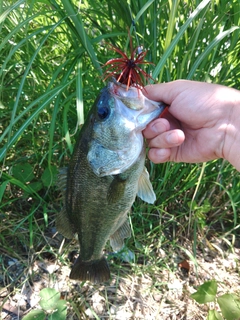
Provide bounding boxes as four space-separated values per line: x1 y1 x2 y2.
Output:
127 3 142 55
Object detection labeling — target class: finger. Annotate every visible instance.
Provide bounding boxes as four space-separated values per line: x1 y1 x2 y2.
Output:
147 148 171 163
148 129 185 149
143 81 184 104
143 118 170 139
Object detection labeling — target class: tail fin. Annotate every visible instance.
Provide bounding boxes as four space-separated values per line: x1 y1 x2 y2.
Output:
69 256 110 283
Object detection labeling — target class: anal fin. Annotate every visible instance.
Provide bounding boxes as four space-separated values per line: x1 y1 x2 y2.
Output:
109 219 131 252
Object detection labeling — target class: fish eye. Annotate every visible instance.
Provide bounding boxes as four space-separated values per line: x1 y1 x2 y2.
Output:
97 106 110 120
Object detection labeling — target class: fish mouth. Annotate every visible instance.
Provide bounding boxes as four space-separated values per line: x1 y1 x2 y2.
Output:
108 78 166 129
108 78 144 110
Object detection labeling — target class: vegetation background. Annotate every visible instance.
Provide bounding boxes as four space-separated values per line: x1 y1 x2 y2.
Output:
0 0 240 319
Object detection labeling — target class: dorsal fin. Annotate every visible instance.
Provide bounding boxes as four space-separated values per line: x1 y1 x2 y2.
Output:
55 207 75 239
55 167 75 239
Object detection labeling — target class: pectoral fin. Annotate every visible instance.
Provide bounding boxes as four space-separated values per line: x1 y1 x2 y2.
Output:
109 219 131 252
107 175 127 204
137 167 156 204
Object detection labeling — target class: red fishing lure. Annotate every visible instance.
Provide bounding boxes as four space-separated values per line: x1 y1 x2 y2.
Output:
103 36 154 90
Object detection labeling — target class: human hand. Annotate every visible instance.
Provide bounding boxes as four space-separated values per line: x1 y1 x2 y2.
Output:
143 80 240 170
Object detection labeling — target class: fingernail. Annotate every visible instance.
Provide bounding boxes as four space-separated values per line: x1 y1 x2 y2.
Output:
166 132 179 144
149 122 158 133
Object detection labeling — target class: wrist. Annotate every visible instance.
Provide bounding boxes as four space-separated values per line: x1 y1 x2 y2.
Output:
222 88 240 171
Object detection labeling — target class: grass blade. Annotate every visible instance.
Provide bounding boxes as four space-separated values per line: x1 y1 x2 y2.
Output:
61 0 101 72
153 0 211 81
187 26 240 79
0 80 74 162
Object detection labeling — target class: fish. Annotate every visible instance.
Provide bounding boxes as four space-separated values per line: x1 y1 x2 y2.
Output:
56 79 166 283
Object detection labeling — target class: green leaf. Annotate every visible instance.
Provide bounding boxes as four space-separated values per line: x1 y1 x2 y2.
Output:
27 181 43 193
22 309 46 320
50 300 67 320
39 288 61 311
207 310 223 320
191 280 217 304
12 163 35 183
217 294 240 320
0 180 9 202
118 248 135 263
41 165 57 187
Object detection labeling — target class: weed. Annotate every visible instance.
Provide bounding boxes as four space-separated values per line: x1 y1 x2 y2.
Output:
22 288 67 320
0 0 240 318
191 280 240 320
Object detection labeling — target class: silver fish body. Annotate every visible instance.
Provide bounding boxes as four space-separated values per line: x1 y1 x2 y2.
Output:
57 80 166 283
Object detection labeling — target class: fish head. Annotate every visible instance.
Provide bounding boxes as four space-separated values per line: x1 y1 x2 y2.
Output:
87 79 166 177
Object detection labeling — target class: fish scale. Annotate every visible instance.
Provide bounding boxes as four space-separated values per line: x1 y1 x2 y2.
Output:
56 79 166 283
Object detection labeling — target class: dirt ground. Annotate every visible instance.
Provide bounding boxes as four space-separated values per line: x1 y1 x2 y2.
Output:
1 229 240 320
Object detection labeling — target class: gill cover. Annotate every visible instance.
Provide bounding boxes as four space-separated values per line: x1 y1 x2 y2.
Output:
87 86 143 177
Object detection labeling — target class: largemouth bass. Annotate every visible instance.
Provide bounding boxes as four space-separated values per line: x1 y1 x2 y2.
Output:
57 79 166 283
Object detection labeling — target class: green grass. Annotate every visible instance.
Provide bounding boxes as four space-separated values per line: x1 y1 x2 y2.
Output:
0 0 240 319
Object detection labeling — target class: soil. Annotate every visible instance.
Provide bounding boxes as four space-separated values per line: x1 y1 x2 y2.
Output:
1 228 240 320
